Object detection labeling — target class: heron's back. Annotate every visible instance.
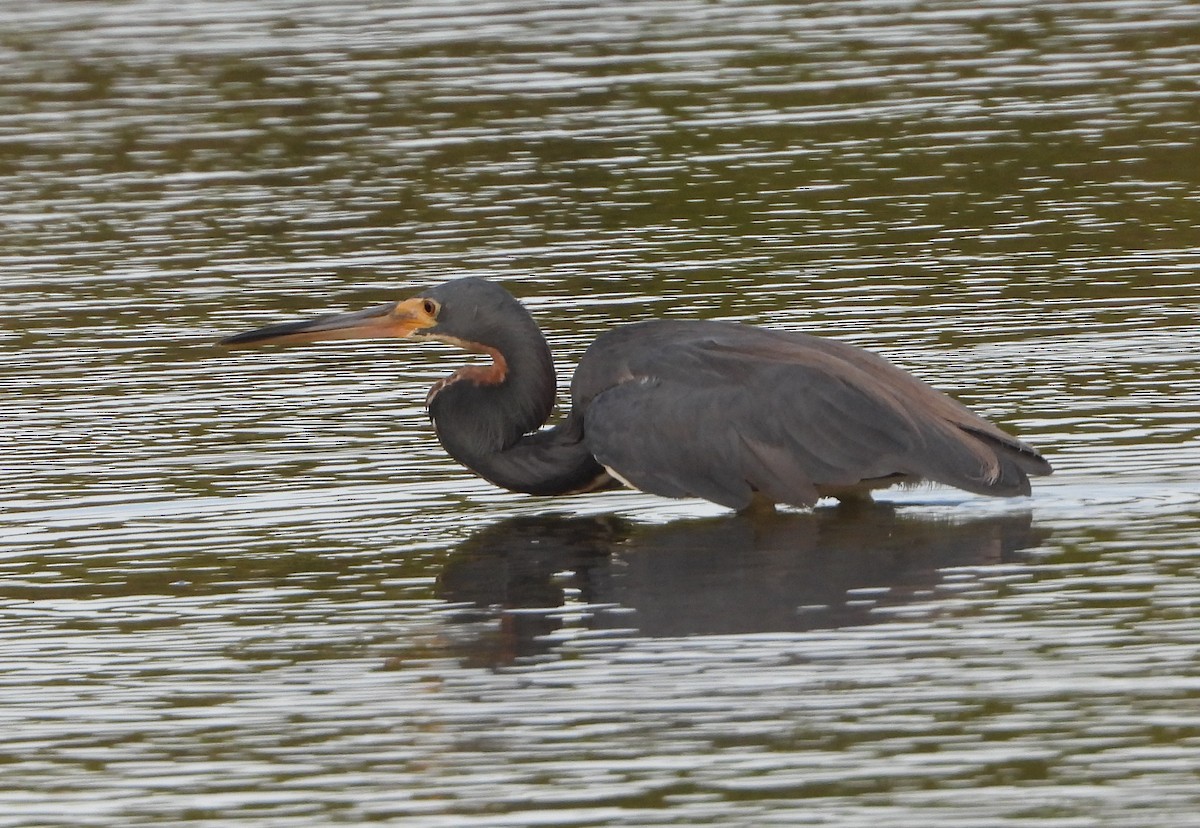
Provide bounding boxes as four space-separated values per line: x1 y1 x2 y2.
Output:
570 319 1050 509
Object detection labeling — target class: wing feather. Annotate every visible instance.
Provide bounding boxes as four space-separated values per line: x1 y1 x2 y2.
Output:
575 320 1050 509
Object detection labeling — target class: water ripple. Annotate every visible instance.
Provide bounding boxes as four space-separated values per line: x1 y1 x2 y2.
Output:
3 0 1200 825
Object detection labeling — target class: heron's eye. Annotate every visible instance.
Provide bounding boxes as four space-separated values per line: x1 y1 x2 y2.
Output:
422 299 439 317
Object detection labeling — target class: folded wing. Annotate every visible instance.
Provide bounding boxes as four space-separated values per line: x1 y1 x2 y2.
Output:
575 321 1050 510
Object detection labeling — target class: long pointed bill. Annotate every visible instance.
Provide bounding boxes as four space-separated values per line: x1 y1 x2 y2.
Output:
219 297 437 347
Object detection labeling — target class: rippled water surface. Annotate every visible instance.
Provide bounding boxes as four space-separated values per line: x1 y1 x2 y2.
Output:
4 0 1200 825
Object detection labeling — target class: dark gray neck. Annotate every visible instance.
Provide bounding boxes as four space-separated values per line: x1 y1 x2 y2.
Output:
437 409 610 496
426 334 609 497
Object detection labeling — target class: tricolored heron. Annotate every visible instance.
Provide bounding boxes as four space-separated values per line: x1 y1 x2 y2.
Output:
220 277 1051 511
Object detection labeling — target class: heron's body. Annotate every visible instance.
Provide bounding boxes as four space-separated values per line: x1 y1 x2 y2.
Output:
221 278 1051 511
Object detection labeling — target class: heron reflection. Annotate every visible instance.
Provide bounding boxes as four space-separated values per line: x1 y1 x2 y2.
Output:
438 505 1048 666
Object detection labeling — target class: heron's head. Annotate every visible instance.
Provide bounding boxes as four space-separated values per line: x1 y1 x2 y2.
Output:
219 277 534 352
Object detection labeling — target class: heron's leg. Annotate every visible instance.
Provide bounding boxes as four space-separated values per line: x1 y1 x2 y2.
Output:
833 489 875 505
737 491 778 516
817 474 914 505
829 494 898 520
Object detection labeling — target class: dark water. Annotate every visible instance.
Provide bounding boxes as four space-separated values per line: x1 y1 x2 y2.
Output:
4 1 1200 825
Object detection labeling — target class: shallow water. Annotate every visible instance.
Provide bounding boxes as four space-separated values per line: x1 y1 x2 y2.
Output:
3 0 1200 825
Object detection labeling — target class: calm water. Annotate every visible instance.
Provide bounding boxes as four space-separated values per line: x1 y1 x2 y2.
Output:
4 0 1200 825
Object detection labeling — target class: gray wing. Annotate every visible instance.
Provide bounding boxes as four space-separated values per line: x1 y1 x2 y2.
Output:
575 321 1050 510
